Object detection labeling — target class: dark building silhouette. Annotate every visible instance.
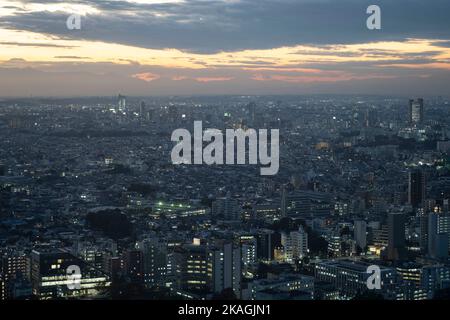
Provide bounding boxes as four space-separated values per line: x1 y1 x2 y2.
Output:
256 230 274 261
408 169 426 208
123 250 144 284
387 213 406 261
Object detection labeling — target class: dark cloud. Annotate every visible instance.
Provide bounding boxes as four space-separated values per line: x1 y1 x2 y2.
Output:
0 41 76 48
2 0 450 53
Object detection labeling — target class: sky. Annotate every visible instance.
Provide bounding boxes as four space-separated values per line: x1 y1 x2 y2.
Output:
0 0 450 97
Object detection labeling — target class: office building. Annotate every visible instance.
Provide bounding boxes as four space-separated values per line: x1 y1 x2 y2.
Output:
210 242 242 298
256 230 274 262
315 260 398 297
30 249 110 299
408 169 426 208
212 193 241 221
354 220 367 250
409 98 424 124
428 213 450 258
173 240 242 298
281 226 308 263
387 213 406 261
136 238 167 287
117 94 126 113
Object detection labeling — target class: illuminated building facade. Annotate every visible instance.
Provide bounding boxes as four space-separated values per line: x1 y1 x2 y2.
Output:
30 249 110 299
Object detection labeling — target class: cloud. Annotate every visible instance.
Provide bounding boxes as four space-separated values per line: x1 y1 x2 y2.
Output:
54 55 90 59
172 75 188 81
250 72 396 84
131 72 160 82
194 76 234 82
1 0 450 53
0 1 449 96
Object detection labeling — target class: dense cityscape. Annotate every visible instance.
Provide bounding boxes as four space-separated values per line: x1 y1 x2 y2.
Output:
1 94 450 300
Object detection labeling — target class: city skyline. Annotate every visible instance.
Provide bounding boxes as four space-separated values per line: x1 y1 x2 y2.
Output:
0 0 450 97
2 0 450 306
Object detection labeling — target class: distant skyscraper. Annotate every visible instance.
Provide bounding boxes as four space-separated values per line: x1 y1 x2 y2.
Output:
419 210 429 253
117 94 126 113
139 100 145 115
387 213 406 261
409 98 424 124
354 220 367 250
408 169 426 208
365 108 378 128
280 185 287 218
139 101 150 121
246 102 257 125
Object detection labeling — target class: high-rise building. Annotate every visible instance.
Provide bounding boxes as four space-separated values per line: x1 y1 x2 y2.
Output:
281 226 308 263
387 212 406 261
139 100 146 116
173 243 210 294
256 229 274 262
173 241 242 298
246 102 257 125
0 273 5 300
428 213 450 258
280 185 287 218
354 220 367 250
123 250 144 284
209 242 242 298
419 210 429 253
139 101 150 121
408 169 426 208
365 108 378 128
327 234 341 258
117 94 126 113
421 265 450 298
409 98 424 124
136 238 167 287
239 236 257 271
